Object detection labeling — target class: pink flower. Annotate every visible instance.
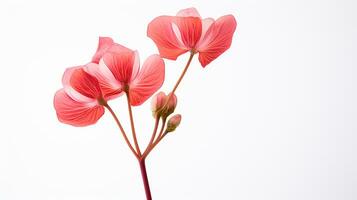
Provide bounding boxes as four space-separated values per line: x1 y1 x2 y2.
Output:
54 64 107 127
88 38 165 106
147 7 237 67
54 37 165 126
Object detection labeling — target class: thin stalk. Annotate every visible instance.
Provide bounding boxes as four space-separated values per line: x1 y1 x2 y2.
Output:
142 118 167 159
125 92 142 156
104 104 139 159
144 117 159 154
155 118 167 143
146 131 168 158
170 52 195 95
161 52 195 115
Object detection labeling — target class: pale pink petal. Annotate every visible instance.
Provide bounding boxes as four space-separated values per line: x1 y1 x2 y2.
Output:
151 91 167 112
54 89 104 127
129 54 165 106
107 43 133 55
173 16 202 48
69 68 102 99
85 62 123 100
91 37 132 64
198 18 215 43
102 51 136 84
91 37 114 64
62 66 95 103
147 16 189 60
130 51 140 82
176 7 201 18
196 15 237 67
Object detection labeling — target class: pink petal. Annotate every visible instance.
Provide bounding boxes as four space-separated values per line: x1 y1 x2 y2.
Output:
173 16 202 49
147 16 189 60
69 68 102 99
108 43 133 54
196 15 237 67
54 89 104 127
130 51 140 82
129 54 165 106
62 66 96 103
199 18 215 42
151 91 167 112
91 37 114 64
102 51 136 84
176 7 201 18
85 62 123 100
91 37 132 64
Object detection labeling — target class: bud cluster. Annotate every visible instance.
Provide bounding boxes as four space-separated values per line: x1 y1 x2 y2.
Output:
151 91 182 133
151 92 177 118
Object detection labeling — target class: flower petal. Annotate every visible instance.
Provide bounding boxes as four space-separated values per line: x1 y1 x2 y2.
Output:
130 51 140 82
108 43 132 54
102 51 136 84
196 15 237 67
173 16 202 49
85 62 123 100
92 37 132 64
70 68 102 99
147 16 189 60
54 89 104 127
62 66 96 103
176 7 201 18
129 54 165 106
199 18 215 42
91 37 114 64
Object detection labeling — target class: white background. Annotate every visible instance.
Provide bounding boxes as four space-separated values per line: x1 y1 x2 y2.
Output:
0 0 356 199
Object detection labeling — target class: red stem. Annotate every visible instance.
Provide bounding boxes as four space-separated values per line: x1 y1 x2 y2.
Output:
170 52 195 95
139 159 152 200
126 92 142 156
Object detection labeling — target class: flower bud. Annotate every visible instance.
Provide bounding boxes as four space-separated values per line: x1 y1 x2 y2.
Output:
163 93 177 118
151 92 166 117
151 92 178 118
166 114 181 132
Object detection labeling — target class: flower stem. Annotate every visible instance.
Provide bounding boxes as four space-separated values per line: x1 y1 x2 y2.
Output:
126 92 142 156
171 52 195 95
104 103 139 159
142 118 167 159
139 159 152 200
147 131 168 157
144 117 160 154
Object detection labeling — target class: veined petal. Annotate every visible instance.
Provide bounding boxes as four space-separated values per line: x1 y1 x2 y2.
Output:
130 51 140 82
173 16 202 48
102 51 136 84
196 15 237 67
62 66 96 103
129 54 165 106
70 68 102 99
54 89 104 127
147 16 189 60
108 43 133 55
91 37 114 64
176 7 201 18
199 18 215 42
85 62 123 100
92 37 132 64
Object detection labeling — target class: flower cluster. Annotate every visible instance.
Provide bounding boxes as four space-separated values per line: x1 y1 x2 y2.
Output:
148 7 236 66
53 7 236 200
54 37 165 126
